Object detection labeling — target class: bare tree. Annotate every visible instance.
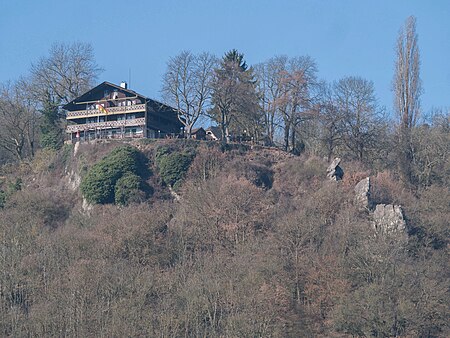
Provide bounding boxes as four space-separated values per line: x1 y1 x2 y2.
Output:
254 56 287 146
30 42 102 105
275 57 318 152
162 51 216 138
334 76 381 161
316 82 344 161
393 16 422 182
0 80 39 161
29 42 102 149
410 109 450 187
255 56 318 152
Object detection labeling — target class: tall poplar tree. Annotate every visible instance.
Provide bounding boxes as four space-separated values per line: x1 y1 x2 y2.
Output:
393 16 422 183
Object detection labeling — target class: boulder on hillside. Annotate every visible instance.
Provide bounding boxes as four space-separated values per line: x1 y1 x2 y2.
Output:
372 204 407 236
326 157 344 181
354 177 371 210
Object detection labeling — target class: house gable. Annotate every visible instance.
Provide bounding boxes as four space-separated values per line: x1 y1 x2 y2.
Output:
63 82 147 111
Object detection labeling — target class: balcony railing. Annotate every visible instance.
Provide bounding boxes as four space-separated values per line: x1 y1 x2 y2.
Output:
66 103 146 119
66 117 146 133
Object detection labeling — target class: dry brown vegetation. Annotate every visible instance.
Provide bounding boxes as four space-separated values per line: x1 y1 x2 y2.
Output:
0 139 448 337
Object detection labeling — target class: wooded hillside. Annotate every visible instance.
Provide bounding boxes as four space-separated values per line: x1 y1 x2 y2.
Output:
0 140 448 337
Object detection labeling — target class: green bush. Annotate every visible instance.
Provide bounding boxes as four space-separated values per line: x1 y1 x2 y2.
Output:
81 166 116 204
157 151 195 189
103 145 143 174
155 146 171 166
80 145 149 204
115 173 146 206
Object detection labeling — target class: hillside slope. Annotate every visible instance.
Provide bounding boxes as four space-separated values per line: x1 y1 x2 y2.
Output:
0 140 448 337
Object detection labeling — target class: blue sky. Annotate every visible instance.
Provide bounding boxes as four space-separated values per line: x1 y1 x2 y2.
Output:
1 0 449 115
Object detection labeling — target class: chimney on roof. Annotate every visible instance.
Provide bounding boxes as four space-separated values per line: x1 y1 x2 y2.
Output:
120 81 128 89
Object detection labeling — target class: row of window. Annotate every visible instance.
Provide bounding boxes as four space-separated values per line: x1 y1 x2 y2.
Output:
86 99 142 110
74 127 144 140
86 114 137 124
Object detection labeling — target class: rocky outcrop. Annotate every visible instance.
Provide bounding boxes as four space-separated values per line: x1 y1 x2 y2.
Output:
168 186 181 201
372 204 407 236
352 177 407 239
82 198 93 213
354 177 371 210
67 170 81 191
326 157 344 181
73 141 80 156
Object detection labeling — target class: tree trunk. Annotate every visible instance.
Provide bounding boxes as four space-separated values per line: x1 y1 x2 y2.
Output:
284 123 290 152
225 126 231 143
398 127 413 184
185 125 193 139
291 127 296 153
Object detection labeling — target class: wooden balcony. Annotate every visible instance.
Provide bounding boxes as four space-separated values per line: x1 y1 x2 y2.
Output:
66 103 146 120
66 117 146 133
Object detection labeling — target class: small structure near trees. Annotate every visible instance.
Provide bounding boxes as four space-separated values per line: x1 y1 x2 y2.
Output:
205 126 223 141
190 127 206 140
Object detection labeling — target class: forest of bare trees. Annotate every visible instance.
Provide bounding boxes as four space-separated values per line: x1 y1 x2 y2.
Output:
0 138 448 336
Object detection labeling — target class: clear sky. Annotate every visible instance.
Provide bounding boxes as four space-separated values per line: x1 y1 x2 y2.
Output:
1 0 449 115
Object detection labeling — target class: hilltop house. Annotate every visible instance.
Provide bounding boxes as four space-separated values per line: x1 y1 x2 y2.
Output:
64 81 183 141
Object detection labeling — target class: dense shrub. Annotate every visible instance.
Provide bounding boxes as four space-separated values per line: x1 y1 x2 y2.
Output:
4 188 71 229
220 142 250 154
156 150 195 189
80 145 149 204
408 185 450 250
227 159 274 189
154 145 170 161
274 156 324 197
114 172 146 205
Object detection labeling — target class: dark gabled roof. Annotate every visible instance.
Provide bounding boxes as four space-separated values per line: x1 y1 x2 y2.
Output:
63 81 178 113
191 127 206 134
63 81 142 110
101 81 147 99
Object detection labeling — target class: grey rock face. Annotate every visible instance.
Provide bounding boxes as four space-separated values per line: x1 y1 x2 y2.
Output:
82 198 93 213
327 157 344 181
354 177 371 210
372 204 407 236
73 140 80 156
67 170 81 191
